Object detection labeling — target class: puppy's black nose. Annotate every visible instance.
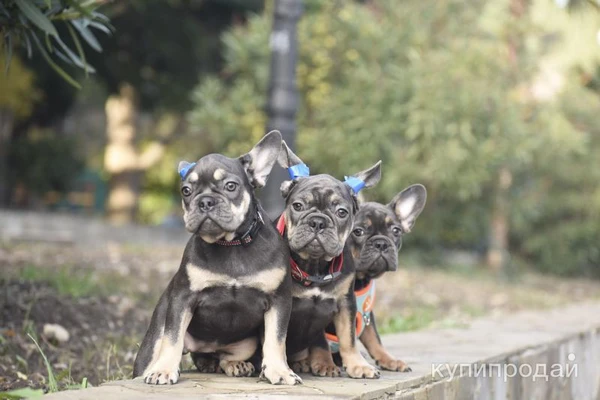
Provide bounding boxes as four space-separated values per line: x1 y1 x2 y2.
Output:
198 195 216 212
308 215 327 233
373 238 390 252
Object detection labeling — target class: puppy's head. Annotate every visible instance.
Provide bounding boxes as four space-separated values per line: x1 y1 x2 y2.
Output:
178 130 282 242
349 184 426 279
277 141 381 261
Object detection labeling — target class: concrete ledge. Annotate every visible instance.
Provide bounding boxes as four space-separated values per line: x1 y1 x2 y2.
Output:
44 302 600 400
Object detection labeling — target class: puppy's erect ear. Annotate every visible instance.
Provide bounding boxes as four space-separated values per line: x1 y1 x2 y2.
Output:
238 130 282 188
388 184 427 233
276 140 304 170
346 161 382 194
277 140 308 199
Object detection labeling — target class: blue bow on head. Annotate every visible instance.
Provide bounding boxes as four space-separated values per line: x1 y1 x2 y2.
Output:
288 163 310 180
344 176 365 194
179 162 197 180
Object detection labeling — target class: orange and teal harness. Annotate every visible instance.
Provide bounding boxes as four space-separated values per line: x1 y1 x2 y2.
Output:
325 280 376 353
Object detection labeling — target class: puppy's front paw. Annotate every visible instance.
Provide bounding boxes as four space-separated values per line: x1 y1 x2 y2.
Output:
311 361 341 377
220 360 255 377
260 362 303 385
290 358 311 374
346 364 380 379
143 368 180 385
192 354 222 374
377 357 412 372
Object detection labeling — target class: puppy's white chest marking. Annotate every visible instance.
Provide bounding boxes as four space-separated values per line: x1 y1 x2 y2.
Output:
291 285 336 299
291 274 354 300
186 263 285 293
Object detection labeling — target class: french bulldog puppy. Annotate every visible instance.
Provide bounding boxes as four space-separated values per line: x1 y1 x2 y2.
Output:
326 184 427 372
276 142 382 379
133 131 302 386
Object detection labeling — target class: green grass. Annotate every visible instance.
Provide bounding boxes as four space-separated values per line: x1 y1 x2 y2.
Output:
377 302 487 334
0 333 90 399
378 306 438 334
27 333 58 392
19 265 97 298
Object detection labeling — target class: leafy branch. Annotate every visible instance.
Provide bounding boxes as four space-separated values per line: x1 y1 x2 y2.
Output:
0 0 113 88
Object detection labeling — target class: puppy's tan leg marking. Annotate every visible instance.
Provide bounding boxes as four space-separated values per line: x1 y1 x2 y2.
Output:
218 336 258 377
334 305 380 379
220 360 255 377
360 324 411 372
289 349 310 374
261 306 302 385
309 345 341 377
140 324 165 376
291 358 311 374
143 309 192 384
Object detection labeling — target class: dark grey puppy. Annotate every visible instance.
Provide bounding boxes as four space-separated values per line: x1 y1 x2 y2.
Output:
340 184 427 372
132 131 302 386
275 142 381 379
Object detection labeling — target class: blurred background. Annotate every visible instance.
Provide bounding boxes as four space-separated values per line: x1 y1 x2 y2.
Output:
1 0 600 393
2 0 600 277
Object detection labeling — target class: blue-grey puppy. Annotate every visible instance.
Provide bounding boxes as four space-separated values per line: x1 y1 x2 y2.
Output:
275 141 382 379
327 184 427 372
133 131 302 386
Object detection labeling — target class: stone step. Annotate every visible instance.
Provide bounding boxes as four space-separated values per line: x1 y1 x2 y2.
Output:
44 301 600 400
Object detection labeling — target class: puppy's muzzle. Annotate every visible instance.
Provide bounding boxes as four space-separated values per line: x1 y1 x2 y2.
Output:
308 215 328 233
198 195 217 213
371 238 390 253
367 235 397 272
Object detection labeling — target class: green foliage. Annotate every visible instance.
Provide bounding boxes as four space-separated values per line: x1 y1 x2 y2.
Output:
513 83 600 276
0 0 112 88
8 129 84 195
83 0 262 111
0 54 40 118
138 149 180 225
188 0 600 276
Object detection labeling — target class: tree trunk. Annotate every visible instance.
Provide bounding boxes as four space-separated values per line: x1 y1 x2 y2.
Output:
104 84 183 224
486 166 512 272
486 0 529 273
0 108 15 207
104 84 141 224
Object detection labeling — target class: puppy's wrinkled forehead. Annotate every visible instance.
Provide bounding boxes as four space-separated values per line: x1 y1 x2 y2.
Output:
289 175 353 207
357 203 397 230
183 154 246 186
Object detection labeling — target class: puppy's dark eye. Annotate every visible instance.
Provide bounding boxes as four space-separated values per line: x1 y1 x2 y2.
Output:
224 182 238 192
181 186 192 197
336 208 349 218
392 227 402 236
353 228 364 237
292 202 303 211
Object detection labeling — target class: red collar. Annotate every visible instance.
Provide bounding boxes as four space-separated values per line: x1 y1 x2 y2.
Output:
277 215 344 287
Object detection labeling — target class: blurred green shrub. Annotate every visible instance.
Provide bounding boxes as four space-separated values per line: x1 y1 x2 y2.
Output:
188 0 600 276
8 129 84 196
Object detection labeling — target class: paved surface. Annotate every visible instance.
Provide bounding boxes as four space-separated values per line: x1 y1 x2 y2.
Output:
44 302 600 399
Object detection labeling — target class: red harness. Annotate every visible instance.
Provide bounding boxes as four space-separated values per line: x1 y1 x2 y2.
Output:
277 215 344 286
